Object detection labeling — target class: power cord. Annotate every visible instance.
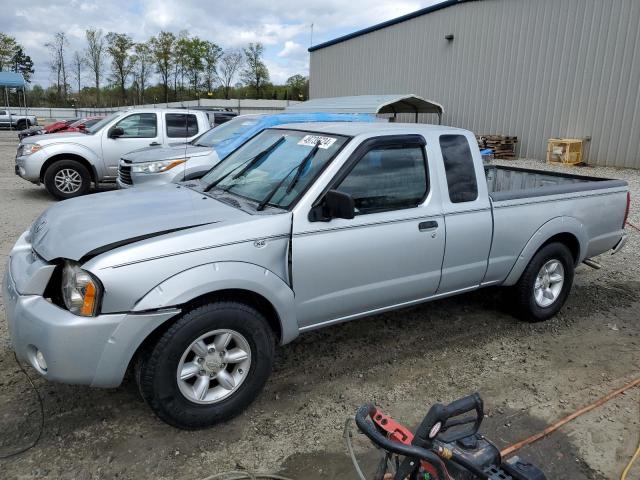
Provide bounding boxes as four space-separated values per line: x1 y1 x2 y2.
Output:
0 353 45 459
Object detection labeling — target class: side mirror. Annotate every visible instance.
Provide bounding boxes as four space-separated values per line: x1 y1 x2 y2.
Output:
108 126 125 139
309 189 355 222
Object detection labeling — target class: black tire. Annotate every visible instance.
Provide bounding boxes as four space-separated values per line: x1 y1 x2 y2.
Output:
43 159 91 200
513 242 575 322
16 120 27 130
136 301 275 430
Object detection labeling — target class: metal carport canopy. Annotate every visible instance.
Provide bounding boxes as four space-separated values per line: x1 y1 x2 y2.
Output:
285 94 444 121
0 71 26 88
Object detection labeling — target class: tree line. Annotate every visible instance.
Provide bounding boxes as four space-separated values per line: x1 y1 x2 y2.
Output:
0 31 309 108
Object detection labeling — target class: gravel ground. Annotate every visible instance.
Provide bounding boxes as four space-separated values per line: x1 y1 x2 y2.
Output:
0 129 638 480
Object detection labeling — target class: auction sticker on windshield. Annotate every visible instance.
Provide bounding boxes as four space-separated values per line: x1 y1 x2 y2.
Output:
297 135 337 149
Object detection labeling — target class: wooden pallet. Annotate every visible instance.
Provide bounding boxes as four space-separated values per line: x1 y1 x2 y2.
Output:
476 134 518 160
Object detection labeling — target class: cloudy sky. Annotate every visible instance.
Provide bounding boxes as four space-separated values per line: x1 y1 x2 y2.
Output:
1 0 443 87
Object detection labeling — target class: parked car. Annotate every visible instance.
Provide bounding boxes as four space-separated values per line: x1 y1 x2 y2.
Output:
14 108 210 199
117 112 377 189
64 116 104 133
4 122 629 429
18 118 80 140
0 108 38 130
18 117 103 140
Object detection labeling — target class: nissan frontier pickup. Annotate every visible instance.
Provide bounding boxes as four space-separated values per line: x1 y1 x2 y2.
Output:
4 122 629 429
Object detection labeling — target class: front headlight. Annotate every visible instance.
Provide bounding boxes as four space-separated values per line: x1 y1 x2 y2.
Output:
131 158 187 174
61 261 103 316
21 143 43 156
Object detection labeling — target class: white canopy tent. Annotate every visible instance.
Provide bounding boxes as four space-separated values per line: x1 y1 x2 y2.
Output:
285 94 444 124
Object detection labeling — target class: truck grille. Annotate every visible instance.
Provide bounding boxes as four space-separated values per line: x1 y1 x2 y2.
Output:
118 160 133 185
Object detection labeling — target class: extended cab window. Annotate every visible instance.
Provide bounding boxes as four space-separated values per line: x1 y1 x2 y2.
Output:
336 143 428 215
440 134 478 203
114 113 157 138
166 113 199 138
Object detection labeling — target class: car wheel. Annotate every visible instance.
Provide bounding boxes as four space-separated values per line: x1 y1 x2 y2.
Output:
16 120 27 130
513 242 575 322
136 301 275 430
43 160 91 200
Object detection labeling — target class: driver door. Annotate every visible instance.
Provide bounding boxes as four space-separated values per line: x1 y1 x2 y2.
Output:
291 135 445 329
102 112 161 179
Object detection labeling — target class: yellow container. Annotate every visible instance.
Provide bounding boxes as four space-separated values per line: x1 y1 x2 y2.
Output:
547 138 584 165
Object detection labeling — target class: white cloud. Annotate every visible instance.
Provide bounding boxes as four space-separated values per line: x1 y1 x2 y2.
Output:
0 0 445 87
278 41 306 58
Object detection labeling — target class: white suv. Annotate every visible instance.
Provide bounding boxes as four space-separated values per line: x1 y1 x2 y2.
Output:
14 108 210 199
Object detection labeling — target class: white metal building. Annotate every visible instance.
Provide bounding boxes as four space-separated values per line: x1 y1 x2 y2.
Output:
309 0 640 168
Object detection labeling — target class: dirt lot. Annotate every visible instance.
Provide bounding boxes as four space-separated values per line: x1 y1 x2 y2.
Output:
0 129 638 479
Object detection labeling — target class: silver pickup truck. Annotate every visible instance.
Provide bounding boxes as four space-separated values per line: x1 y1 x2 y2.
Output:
0 108 38 130
4 122 629 429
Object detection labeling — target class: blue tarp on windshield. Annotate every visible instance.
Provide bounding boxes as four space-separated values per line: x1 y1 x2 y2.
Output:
0 71 26 88
212 112 377 160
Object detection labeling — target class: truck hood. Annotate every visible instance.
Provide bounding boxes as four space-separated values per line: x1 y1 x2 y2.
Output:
121 144 213 163
21 131 89 145
30 184 244 262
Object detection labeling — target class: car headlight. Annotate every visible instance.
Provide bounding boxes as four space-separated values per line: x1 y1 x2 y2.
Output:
21 143 43 156
61 261 103 316
131 158 187 174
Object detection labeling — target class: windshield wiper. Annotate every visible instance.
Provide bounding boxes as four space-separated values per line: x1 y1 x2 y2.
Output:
203 136 285 192
256 141 321 211
285 141 320 195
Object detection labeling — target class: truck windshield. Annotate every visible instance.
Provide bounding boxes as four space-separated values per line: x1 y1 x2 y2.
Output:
86 112 123 134
201 128 348 210
192 115 260 148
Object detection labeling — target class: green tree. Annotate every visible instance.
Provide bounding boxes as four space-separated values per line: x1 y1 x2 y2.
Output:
241 43 269 98
85 28 105 104
149 31 176 103
182 37 208 94
286 74 308 100
0 33 19 71
11 47 34 83
106 32 134 103
173 32 190 99
131 42 153 104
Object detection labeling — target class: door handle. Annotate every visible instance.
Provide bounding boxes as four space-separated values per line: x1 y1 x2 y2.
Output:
149 141 161 146
418 220 438 231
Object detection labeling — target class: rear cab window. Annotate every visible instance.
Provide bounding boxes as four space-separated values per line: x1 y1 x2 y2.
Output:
439 134 478 203
166 113 199 138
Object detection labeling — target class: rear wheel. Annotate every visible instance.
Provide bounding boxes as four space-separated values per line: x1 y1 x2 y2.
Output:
513 242 575 322
43 160 91 199
136 301 275 429
16 120 28 130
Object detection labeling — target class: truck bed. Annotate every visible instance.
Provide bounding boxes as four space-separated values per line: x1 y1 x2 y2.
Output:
485 165 627 201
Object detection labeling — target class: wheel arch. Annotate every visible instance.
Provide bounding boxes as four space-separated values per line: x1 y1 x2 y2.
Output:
132 262 298 345
40 153 97 183
503 216 587 286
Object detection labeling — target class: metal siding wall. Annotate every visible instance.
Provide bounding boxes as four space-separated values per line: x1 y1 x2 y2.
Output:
310 0 640 168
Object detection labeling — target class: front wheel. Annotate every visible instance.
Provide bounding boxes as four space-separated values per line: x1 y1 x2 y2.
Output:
513 242 575 322
136 301 275 429
43 159 91 199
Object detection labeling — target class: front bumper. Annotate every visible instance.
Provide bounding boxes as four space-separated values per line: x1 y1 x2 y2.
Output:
14 152 44 183
3 266 180 388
